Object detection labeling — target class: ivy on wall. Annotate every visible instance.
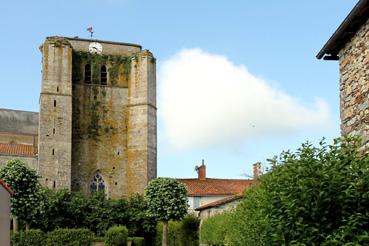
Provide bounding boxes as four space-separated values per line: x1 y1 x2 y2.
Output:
71 51 131 140
72 51 131 86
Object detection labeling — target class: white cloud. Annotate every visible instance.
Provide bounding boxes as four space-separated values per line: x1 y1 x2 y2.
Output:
158 48 331 150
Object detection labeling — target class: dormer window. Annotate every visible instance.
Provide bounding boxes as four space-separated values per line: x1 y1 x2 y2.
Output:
101 65 107 85
84 64 91 84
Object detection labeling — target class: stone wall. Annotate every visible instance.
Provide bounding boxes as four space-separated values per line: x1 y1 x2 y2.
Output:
339 18 369 146
36 37 157 198
0 155 38 170
126 50 157 195
0 108 38 136
38 37 73 190
69 39 156 198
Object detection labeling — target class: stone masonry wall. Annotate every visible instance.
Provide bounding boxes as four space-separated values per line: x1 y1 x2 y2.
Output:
126 50 157 194
339 18 369 146
69 39 156 198
38 37 73 190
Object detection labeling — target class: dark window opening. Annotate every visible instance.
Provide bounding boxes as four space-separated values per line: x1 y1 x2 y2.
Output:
57 86 59 92
53 128 55 134
101 65 107 85
54 100 56 107
85 64 92 83
52 149 55 155
53 181 56 189
115 182 118 185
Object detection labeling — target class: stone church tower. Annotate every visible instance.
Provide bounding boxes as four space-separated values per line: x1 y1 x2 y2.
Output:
38 36 157 198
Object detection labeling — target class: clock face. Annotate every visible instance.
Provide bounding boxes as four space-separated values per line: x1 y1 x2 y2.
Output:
89 42 103 54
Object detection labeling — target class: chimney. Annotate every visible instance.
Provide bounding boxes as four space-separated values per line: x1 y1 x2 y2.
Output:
253 162 261 179
197 159 206 180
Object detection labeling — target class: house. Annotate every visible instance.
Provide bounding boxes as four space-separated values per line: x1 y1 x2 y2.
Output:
177 161 259 213
317 0 369 145
195 193 244 220
0 179 13 246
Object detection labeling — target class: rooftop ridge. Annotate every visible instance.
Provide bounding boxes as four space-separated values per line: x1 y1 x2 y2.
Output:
46 36 142 49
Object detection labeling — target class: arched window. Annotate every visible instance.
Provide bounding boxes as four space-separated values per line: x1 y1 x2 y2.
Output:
90 172 105 193
84 64 91 84
101 65 107 85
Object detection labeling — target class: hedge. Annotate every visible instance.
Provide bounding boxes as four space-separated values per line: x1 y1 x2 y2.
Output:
11 229 46 246
128 237 145 246
45 228 94 246
155 214 199 246
200 212 230 245
105 225 128 246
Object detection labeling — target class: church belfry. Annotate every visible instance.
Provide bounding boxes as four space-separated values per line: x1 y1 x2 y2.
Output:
37 36 157 198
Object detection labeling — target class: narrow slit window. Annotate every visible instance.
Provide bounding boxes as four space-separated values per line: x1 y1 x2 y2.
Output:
57 86 59 92
85 64 91 83
52 149 55 155
101 65 107 85
54 100 56 107
53 128 55 134
53 181 56 189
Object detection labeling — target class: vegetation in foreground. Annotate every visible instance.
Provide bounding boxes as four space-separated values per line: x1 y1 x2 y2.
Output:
201 137 369 245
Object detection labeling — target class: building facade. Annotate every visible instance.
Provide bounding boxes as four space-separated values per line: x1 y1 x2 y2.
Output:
317 0 369 145
0 179 13 246
0 36 157 199
177 161 256 213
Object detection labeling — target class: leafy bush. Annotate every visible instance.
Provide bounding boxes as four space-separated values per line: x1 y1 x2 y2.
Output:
105 225 128 246
30 190 155 238
11 229 46 246
181 214 200 245
200 212 230 245
0 159 45 226
226 137 369 245
128 237 145 246
45 228 94 246
155 214 199 246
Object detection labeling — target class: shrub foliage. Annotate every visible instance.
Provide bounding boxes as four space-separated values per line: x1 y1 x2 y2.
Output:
226 137 369 245
155 214 200 246
45 228 94 246
11 229 46 246
105 225 128 246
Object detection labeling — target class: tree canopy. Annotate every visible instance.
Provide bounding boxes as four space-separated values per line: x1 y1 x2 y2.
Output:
0 159 45 225
145 177 188 222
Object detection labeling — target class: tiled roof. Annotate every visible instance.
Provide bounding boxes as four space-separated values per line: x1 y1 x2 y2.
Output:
177 178 254 196
0 143 35 157
0 178 13 195
195 193 244 211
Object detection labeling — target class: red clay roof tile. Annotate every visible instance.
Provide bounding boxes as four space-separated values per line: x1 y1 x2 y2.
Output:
0 143 35 157
177 178 254 196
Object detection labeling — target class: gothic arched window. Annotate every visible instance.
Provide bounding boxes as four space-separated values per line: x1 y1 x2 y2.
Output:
90 173 105 193
84 64 91 84
101 65 107 85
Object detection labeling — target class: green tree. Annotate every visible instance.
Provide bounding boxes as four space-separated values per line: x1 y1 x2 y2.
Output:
145 178 188 246
0 159 45 231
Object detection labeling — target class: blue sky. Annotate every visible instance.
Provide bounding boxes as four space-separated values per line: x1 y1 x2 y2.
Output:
0 0 357 179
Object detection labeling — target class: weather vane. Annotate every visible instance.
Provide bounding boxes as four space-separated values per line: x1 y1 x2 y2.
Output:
86 26 94 38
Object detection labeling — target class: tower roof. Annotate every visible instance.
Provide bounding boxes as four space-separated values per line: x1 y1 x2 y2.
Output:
47 36 142 49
